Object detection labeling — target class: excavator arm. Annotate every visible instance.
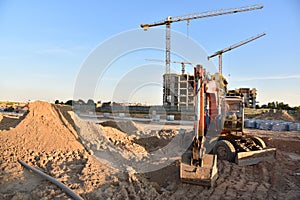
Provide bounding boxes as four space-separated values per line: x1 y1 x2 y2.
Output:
180 65 218 186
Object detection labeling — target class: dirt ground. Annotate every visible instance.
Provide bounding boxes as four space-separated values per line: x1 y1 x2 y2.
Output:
0 101 299 199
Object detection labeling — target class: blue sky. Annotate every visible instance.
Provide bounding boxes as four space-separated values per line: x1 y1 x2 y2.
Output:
0 0 299 106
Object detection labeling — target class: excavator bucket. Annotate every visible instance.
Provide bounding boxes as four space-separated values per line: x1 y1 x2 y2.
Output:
236 148 276 166
180 153 218 187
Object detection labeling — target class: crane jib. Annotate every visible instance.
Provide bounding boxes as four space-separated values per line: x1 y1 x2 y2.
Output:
140 4 263 27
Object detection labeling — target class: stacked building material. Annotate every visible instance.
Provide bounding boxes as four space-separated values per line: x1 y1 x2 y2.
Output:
244 119 300 132
244 119 256 128
259 121 273 130
272 122 289 131
289 123 300 131
254 120 262 129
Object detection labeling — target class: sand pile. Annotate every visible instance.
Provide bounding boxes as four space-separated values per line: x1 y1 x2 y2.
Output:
294 110 300 122
0 101 93 199
254 110 295 122
69 112 148 168
0 101 84 152
101 126 147 155
100 120 143 135
134 129 178 152
70 113 192 174
0 101 161 199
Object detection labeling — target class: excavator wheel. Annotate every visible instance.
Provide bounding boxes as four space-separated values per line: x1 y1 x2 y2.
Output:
213 140 236 162
251 136 266 149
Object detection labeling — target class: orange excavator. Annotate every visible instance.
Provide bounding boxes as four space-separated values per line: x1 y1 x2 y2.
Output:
180 65 276 186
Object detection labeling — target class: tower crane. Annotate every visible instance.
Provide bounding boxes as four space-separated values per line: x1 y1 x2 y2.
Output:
146 58 194 74
208 32 266 74
140 4 263 75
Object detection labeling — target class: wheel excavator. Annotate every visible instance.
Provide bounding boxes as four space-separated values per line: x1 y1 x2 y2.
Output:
180 65 276 186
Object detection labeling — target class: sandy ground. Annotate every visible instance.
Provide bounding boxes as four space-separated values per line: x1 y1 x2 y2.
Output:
0 101 299 199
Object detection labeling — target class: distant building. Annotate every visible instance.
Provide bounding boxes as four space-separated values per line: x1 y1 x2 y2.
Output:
227 88 257 108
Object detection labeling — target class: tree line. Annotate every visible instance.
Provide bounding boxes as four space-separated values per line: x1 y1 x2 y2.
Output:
257 101 300 110
55 99 299 111
54 99 96 106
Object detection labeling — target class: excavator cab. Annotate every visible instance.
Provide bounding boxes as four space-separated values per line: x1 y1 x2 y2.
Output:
222 97 244 133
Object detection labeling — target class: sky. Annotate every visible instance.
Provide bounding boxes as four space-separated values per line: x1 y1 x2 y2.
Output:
0 0 299 106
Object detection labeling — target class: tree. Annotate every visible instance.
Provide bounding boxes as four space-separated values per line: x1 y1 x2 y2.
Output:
278 102 284 110
77 99 86 105
261 104 267 109
275 101 279 109
293 106 300 110
267 102 275 109
87 99 95 105
55 100 60 104
263 101 293 110
65 100 74 106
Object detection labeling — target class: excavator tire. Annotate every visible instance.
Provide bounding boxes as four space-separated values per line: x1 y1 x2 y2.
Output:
251 136 266 149
213 140 236 162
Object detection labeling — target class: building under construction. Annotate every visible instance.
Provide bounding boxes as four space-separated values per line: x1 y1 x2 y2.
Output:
227 88 257 108
163 71 257 109
163 73 194 110
160 31 264 111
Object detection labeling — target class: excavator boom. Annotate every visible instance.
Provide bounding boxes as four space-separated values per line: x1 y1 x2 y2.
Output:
180 65 218 187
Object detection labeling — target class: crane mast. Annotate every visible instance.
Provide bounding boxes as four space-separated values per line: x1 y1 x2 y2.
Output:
166 23 171 74
208 32 266 74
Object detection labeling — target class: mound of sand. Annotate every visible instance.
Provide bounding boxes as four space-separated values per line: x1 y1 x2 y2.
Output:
69 112 148 164
134 129 178 152
293 110 300 122
100 120 143 135
0 101 90 199
254 110 295 122
0 101 159 199
0 101 84 152
101 126 147 155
